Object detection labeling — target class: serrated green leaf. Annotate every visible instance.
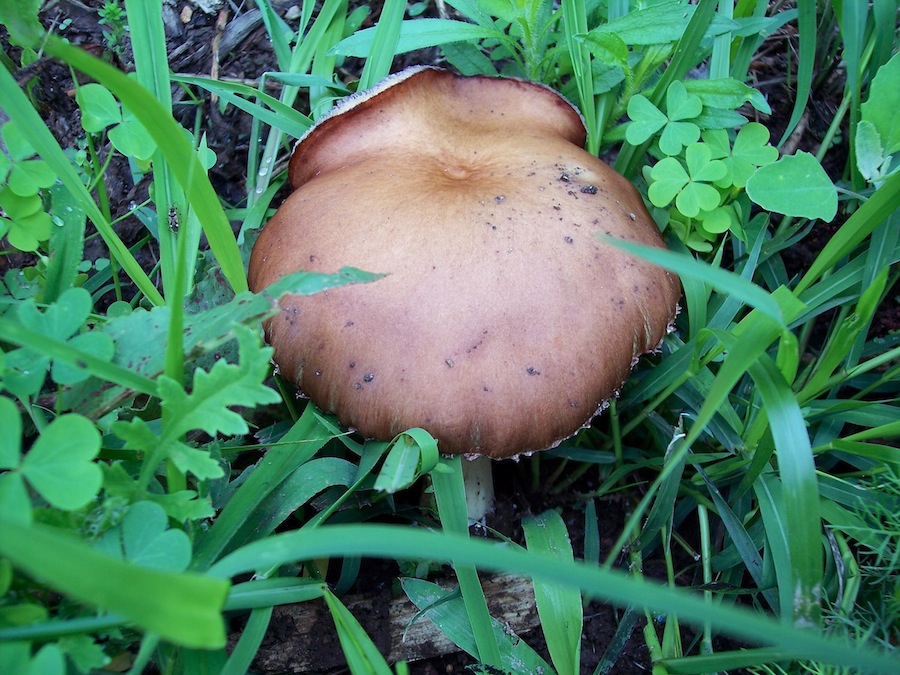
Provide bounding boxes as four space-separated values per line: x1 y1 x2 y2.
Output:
57 635 110 674
20 414 102 510
746 151 837 220
584 1 738 46
579 31 629 68
75 83 122 133
162 324 279 439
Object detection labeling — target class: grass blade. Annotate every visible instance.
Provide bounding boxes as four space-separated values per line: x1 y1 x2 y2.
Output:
777 0 816 146
750 356 822 626
209 524 898 673
430 456 503 668
523 510 583 675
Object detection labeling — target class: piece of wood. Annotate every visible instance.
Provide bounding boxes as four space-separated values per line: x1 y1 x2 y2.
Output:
236 573 540 672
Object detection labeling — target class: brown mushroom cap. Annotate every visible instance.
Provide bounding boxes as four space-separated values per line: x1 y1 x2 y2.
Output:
249 66 680 459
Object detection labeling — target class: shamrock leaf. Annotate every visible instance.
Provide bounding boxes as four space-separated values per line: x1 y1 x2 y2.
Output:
1 122 57 198
705 123 779 189
648 157 689 208
658 81 702 155
16 287 115 385
75 83 157 162
0 187 52 252
626 95 667 145
75 83 121 133
627 81 702 156
649 143 726 218
1 397 103 512
95 501 191 572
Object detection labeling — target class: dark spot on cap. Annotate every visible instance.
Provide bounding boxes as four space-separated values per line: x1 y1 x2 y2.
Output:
580 185 598 194
363 373 374 382
526 367 541 376
564 236 574 244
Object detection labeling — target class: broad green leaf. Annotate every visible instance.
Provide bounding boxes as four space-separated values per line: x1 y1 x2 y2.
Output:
860 51 900 155
20 414 102 510
684 78 771 114
331 18 502 58
75 83 122 133
0 516 229 648
0 0 43 46
746 151 837 220
584 1 738 46
51 331 115 385
854 120 886 183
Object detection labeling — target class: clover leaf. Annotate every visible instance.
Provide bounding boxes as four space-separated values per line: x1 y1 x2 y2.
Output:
94 501 191 572
626 95 667 145
1 122 57 197
0 397 102 513
15 287 115 385
703 123 779 189
649 143 726 218
626 81 702 156
0 187 52 252
75 83 157 163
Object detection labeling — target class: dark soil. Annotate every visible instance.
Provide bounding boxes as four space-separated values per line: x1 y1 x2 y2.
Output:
6 1 891 673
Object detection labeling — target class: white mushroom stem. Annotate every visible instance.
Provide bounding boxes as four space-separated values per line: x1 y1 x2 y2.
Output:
461 455 495 522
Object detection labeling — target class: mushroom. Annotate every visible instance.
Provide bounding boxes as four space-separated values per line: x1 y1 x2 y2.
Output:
248 66 680 518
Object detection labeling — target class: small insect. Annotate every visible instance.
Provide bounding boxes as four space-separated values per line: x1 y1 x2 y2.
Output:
167 205 179 233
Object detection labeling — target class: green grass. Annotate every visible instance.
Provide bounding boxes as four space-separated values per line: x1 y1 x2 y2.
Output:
0 1 898 674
